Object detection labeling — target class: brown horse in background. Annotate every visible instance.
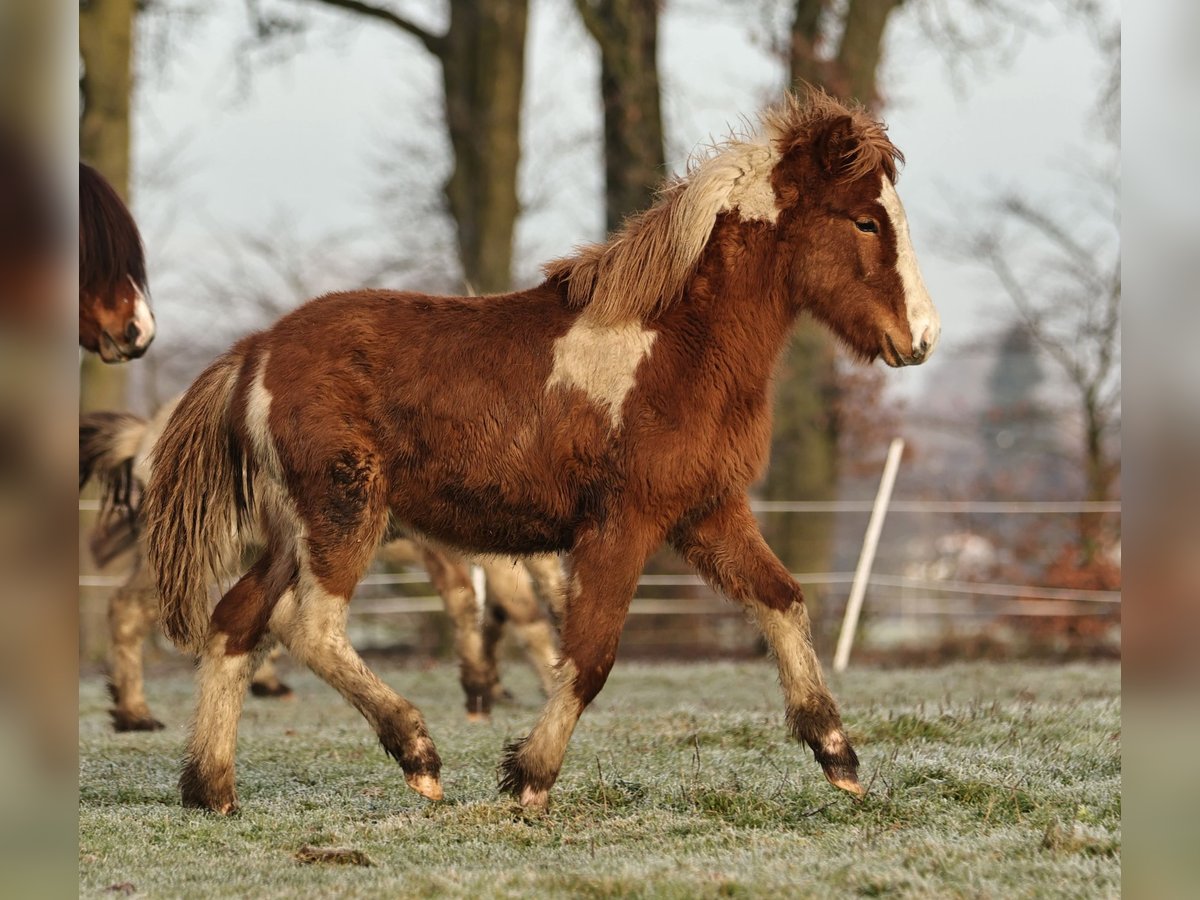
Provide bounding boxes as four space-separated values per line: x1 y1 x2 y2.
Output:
144 91 939 813
79 162 155 361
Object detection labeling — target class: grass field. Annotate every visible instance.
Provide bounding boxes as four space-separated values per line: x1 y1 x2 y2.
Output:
79 658 1120 898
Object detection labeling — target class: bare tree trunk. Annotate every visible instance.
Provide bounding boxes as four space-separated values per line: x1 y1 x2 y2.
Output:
576 0 665 233
1080 391 1114 558
764 318 838 574
788 0 831 87
835 0 906 107
441 0 528 293
79 0 137 413
302 0 527 294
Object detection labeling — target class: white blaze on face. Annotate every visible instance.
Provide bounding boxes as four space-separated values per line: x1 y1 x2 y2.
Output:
128 276 156 351
878 179 940 358
546 316 657 429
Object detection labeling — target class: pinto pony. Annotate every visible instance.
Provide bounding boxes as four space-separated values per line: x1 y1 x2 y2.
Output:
144 92 939 813
79 162 155 361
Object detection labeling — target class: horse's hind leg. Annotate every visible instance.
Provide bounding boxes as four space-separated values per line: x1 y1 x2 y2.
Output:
270 491 442 801
669 495 861 797
480 592 511 703
181 554 283 813
107 556 164 732
421 545 494 720
480 557 559 697
249 644 293 698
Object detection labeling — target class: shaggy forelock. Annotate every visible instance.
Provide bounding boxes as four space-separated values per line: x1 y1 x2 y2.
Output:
763 88 904 183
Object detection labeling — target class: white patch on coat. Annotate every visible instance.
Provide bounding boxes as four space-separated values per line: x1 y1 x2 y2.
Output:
245 352 282 473
878 178 940 356
546 317 657 428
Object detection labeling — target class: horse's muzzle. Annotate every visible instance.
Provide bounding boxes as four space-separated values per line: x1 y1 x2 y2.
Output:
99 324 154 363
881 326 936 367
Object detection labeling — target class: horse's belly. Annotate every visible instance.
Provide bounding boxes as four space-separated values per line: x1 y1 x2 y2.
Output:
395 477 578 555
381 389 616 555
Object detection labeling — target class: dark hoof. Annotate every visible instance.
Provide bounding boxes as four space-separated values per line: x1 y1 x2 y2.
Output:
463 692 493 720
404 772 444 801
813 734 863 799
180 761 239 814
824 767 866 799
110 709 166 732
249 681 295 699
497 736 555 808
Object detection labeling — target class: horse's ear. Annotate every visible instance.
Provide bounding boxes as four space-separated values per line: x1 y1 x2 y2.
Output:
813 114 859 178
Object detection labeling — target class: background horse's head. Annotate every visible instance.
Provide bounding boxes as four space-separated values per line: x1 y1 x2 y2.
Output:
79 163 155 362
767 93 940 366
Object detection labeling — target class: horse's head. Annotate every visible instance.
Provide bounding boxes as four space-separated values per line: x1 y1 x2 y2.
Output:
80 274 155 363
769 96 940 367
79 163 156 363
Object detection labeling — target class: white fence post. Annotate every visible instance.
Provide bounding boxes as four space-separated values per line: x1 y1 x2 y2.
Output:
833 437 905 673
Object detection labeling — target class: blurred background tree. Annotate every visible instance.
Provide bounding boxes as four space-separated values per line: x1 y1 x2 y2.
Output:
575 0 665 234
272 0 529 294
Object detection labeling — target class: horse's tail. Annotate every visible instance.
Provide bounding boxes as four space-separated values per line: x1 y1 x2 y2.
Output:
142 351 250 655
79 411 147 567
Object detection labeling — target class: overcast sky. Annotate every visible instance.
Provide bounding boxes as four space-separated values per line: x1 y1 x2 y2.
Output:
130 0 1117 397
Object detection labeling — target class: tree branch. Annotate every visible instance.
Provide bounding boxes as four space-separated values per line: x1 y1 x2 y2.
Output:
299 0 446 57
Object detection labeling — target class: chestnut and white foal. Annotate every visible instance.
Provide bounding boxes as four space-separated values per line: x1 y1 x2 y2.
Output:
144 91 938 813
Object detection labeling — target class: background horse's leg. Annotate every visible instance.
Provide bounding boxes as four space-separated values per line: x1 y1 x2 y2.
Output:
480 592 511 703
524 554 567 620
480 557 559 697
499 523 659 808
180 556 280 813
422 545 495 720
668 495 862 797
107 556 164 732
248 644 293 698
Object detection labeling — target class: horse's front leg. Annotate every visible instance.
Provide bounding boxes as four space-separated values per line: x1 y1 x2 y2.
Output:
669 494 862 797
498 522 658 808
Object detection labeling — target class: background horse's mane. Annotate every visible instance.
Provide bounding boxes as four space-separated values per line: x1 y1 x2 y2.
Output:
543 90 901 326
80 162 148 298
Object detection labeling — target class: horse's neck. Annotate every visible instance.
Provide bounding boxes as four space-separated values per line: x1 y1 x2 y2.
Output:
672 224 797 389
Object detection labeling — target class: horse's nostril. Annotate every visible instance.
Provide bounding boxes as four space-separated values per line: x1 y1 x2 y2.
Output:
125 321 141 344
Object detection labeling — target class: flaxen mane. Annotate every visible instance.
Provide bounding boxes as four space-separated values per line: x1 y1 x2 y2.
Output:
543 89 902 326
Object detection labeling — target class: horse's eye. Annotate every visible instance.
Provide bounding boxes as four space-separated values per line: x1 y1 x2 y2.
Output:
855 219 879 234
